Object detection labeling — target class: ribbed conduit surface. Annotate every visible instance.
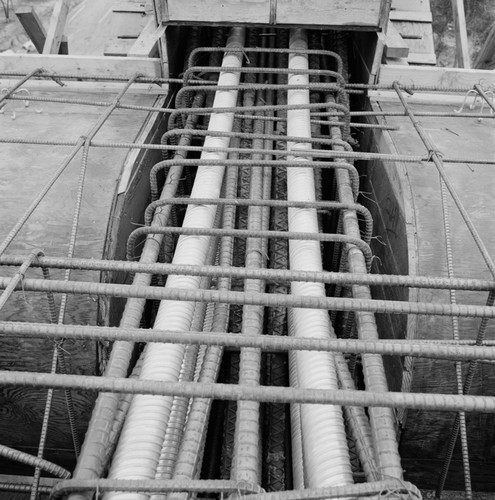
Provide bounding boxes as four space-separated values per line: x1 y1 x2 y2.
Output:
286 28 353 488
104 27 246 500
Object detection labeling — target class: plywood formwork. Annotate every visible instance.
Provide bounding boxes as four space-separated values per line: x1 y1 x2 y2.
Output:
360 88 495 491
157 0 389 29
385 0 436 66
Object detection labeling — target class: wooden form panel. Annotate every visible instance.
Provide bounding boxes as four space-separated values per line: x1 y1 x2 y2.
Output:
276 0 381 28
164 0 271 25
379 64 495 87
160 0 384 29
0 53 163 79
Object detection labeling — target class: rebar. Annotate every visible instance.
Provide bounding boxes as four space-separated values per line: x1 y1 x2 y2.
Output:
2 255 495 291
3 320 495 359
4 369 495 413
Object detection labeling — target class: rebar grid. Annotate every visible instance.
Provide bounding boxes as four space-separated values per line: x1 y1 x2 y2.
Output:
2 34 495 500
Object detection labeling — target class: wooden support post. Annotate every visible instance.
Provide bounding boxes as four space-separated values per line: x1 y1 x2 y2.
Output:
16 6 68 54
43 0 69 54
451 0 470 68
15 7 46 53
474 25 495 69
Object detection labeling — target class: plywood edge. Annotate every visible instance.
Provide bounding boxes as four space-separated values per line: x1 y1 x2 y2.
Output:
389 10 432 23
0 53 164 80
378 64 495 88
0 78 168 94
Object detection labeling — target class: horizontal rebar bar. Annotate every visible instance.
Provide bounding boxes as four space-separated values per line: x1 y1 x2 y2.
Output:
1 255 493 291
238 480 421 500
1 137 493 165
2 321 495 361
50 478 262 499
2 70 490 93
2 276 495 318
3 370 495 413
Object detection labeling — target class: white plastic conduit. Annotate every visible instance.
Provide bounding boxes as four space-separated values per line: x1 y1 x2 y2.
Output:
286 28 353 488
105 27 246 500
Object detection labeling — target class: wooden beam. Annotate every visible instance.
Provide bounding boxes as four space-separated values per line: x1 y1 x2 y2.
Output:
15 7 68 54
389 10 432 22
128 17 165 57
0 53 163 79
43 0 69 54
451 0 470 68
379 0 392 29
474 25 495 69
15 7 46 53
384 22 409 59
379 64 495 88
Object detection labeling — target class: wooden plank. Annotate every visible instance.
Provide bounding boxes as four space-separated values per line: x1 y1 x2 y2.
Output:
0 79 169 94
104 38 135 56
112 11 149 38
164 0 270 24
43 0 69 54
378 64 495 87
406 52 436 65
379 0 392 29
0 53 163 79
276 0 381 27
391 20 435 58
474 24 495 69
128 16 165 57
163 0 382 28
451 0 470 68
391 0 431 11
15 7 46 53
389 10 432 22
385 56 409 65
384 22 409 59
113 1 147 14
